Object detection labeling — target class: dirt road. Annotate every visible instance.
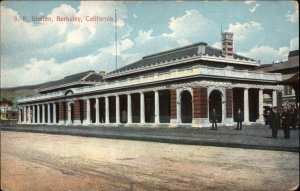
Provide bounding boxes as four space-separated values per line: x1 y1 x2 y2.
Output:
1 131 299 191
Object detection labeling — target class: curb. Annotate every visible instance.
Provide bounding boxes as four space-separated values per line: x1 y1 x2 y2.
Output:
1 126 299 153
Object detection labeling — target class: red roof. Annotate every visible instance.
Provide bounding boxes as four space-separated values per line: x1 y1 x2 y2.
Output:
0 103 10 107
255 50 299 72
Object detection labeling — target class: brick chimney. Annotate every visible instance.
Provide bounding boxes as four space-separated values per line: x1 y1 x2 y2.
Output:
221 32 233 58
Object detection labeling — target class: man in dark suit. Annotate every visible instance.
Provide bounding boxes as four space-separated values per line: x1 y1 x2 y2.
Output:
235 108 244 130
290 105 297 130
269 107 280 138
281 108 291 139
210 108 218 130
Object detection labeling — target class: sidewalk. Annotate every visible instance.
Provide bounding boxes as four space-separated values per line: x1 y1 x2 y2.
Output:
1 124 299 152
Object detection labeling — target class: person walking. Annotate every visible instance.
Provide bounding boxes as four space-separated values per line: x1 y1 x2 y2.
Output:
281 108 291 139
235 108 244 130
269 106 280 138
121 109 127 124
210 108 218 130
291 105 297 130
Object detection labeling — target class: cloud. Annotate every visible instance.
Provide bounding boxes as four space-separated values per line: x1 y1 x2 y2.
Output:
226 21 262 41
249 3 259 13
289 37 299 50
133 13 138 18
238 37 299 64
135 30 154 44
286 3 299 23
1 2 131 69
212 42 221 49
164 9 216 44
1 37 135 87
245 0 255 5
1 1 134 87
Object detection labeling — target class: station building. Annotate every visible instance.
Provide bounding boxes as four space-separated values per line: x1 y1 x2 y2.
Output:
17 32 283 127
255 50 299 107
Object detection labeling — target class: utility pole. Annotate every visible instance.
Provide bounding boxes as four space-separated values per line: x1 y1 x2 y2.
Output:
115 9 118 70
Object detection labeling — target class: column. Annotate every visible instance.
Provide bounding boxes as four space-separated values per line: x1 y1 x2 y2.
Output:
86 99 91 124
116 95 120 124
244 88 249 123
23 106 27 123
32 105 36 124
67 102 71 124
53 103 56 124
27 106 31 124
127 94 132 124
37 105 40 124
154 91 160 123
105 96 109 124
42 104 45 124
272 90 277 107
18 107 22 123
258 89 264 122
95 98 100 124
176 90 181 123
140 92 145 124
47 103 51 124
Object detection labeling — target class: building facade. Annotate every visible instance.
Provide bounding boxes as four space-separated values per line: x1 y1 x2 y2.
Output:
255 50 299 107
17 33 283 127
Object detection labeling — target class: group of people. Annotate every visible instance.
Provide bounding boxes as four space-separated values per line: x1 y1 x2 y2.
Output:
210 105 298 139
268 105 298 139
210 108 244 130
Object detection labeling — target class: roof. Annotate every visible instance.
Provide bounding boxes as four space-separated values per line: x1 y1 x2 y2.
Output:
288 50 299 57
0 103 10 107
108 42 256 75
277 72 299 86
36 71 103 92
255 50 299 72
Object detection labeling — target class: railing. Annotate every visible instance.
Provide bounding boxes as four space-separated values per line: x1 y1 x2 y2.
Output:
18 65 282 103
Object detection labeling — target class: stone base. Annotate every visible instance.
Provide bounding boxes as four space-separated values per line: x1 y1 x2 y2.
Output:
73 120 82 125
192 118 210 128
58 120 65 125
256 118 265 123
169 119 179 127
83 120 91 126
225 118 234 126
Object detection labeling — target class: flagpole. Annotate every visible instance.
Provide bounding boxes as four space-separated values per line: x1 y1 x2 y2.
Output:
115 9 118 70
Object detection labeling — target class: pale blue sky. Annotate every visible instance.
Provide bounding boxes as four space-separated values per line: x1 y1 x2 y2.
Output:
1 1 299 87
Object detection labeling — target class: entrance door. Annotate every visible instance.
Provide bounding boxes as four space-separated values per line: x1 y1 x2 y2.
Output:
70 103 74 123
181 91 192 123
209 90 222 122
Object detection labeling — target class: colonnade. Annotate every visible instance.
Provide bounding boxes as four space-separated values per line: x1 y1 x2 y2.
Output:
18 87 279 126
19 103 57 124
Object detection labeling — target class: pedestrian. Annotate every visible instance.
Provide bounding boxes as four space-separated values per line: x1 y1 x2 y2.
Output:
121 109 127 124
266 109 271 125
281 108 290 139
269 106 280 138
101 113 105 123
210 108 218 130
235 108 244 130
290 105 297 130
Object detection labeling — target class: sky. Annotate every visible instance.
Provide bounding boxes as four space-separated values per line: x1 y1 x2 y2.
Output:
1 0 299 87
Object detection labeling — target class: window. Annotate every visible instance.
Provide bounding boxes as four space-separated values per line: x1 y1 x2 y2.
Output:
284 85 293 95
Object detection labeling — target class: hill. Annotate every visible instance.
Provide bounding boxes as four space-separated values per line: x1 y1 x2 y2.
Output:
0 84 41 106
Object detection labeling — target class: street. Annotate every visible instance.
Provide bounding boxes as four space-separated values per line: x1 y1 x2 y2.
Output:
1 131 299 191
